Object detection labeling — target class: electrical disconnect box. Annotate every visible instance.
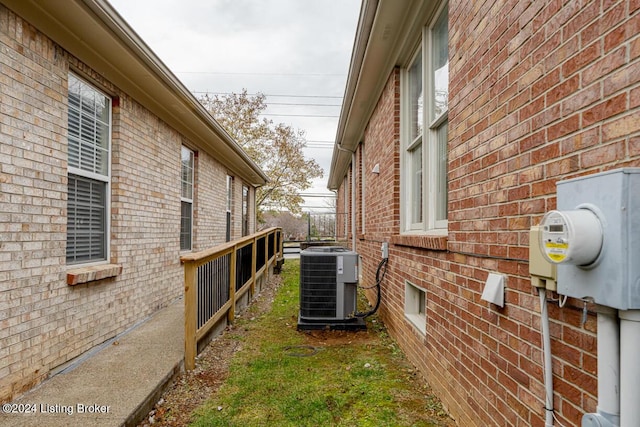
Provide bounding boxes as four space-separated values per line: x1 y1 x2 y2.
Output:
539 168 640 310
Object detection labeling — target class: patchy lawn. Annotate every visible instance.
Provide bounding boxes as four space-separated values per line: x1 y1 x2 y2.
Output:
140 259 454 427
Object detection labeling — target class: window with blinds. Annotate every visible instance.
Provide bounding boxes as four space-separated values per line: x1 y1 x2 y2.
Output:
66 73 111 264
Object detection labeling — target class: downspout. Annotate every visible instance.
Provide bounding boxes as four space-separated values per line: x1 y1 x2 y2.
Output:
332 190 339 242
596 307 620 426
619 310 640 426
351 151 357 252
582 307 621 427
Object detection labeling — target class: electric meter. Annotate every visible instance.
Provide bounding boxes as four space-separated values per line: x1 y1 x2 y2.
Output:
539 208 603 266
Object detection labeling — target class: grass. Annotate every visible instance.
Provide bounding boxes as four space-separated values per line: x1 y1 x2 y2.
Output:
189 259 453 427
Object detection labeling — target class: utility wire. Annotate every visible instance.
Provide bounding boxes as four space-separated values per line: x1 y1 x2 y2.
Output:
177 71 346 77
192 90 343 99
268 102 341 107
261 113 339 118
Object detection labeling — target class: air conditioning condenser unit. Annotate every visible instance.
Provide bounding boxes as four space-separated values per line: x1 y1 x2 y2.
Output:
297 246 366 330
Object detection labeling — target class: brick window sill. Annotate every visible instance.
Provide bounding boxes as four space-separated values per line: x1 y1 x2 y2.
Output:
67 264 122 286
391 234 448 251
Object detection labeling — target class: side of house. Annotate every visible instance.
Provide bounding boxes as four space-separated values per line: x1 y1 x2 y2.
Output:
0 0 266 402
330 0 640 425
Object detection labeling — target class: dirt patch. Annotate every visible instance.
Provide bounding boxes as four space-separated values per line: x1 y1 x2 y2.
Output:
137 276 282 427
302 329 374 346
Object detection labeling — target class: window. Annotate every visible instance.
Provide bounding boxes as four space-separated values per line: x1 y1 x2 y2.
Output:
226 176 233 213
226 175 233 241
242 185 249 236
66 73 111 264
405 282 426 334
181 146 194 250
402 4 449 233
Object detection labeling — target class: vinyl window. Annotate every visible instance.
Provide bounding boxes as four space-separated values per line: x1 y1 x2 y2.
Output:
242 185 249 236
180 146 194 250
405 281 426 335
66 73 111 264
401 3 449 233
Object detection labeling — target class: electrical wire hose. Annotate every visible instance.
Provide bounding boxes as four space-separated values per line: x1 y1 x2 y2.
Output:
355 257 388 318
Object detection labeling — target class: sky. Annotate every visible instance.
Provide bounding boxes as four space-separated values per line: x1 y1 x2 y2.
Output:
108 0 362 213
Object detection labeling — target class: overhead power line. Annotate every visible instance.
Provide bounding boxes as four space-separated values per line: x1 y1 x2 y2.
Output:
177 71 346 77
192 90 343 99
268 102 341 107
260 113 339 118
300 193 336 198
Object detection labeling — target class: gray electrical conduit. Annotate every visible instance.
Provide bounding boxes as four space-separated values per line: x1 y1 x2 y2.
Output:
540 289 554 427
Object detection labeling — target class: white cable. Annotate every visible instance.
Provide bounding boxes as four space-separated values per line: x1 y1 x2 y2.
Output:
558 293 568 308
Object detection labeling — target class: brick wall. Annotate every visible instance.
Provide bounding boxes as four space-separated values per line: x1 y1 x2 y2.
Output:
335 172 348 241
0 6 245 402
361 68 400 241
194 151 229 247
345 1 640 426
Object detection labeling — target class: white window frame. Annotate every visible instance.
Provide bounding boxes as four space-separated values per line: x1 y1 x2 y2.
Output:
180 146 194 251
242 184 249 236
226 175 233 241
405 281 427 335
226 175 233 214
400 3 449 235
66 73 111 265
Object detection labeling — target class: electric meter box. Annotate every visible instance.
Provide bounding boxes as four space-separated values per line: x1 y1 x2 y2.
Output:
553 168 640 310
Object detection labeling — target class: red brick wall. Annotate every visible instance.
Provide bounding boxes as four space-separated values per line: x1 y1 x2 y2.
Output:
341 1 640 426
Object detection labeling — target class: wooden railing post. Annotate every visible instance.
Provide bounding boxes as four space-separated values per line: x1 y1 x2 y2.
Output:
228 245 236 323
264 234 268 270
184 261 197 370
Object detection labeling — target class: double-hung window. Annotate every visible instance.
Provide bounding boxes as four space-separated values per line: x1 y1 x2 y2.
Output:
66 73 111 264
181 147 194 250
226 175 233 241
241 185 249 236
402 4 449 233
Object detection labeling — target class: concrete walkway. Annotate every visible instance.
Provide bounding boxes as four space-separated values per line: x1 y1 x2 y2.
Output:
0 300 184 427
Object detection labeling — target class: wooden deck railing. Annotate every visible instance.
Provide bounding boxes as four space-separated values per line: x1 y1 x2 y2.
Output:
180 227 283 370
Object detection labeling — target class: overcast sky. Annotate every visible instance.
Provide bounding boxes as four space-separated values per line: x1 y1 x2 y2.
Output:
108 0 361 212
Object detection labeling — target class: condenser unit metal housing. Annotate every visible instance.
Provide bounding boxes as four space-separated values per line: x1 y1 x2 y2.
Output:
297 246 365 330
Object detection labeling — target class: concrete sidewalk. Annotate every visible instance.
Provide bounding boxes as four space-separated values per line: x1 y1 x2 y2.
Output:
0 300 184 427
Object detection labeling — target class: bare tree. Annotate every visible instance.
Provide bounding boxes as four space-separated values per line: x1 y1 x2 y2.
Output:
200 90 323 219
